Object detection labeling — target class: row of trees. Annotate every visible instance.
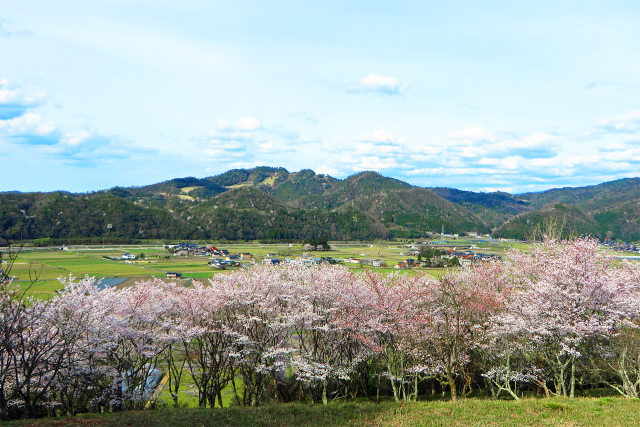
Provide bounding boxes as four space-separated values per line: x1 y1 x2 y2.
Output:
1 238 640 420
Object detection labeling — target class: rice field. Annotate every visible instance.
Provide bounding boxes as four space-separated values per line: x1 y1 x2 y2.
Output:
2 238 515 298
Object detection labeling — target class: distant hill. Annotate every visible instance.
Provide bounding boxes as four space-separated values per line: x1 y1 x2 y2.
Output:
492 203 599 241
431 188 530 228
515 178 640 241
1 168 639 243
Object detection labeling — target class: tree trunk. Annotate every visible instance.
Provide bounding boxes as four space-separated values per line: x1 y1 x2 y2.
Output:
391 379 400 402
217 389 224 408
570 357 576 399
534 379 550 398
0 389 8 421
199 385 207 408
448 375 457 401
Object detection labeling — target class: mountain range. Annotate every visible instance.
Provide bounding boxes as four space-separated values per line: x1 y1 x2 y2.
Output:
1 167 639 243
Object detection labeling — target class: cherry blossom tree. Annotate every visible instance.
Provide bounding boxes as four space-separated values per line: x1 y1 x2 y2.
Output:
290 267 372 404
486 238 640 398
176 282 241 408
412 264 505 401
3 237 640 420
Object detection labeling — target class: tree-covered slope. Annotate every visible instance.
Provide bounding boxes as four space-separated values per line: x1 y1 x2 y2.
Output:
492 203 600 240
1 168 639 242
432 188 530 228
0 192 194 241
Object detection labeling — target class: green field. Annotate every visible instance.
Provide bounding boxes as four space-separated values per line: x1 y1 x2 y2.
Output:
9 397 640 426
2 238 519 298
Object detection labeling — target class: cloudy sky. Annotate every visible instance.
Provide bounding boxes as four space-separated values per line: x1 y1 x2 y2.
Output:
1 1 640 193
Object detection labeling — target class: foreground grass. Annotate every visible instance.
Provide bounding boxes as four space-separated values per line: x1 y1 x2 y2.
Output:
11 397 640 426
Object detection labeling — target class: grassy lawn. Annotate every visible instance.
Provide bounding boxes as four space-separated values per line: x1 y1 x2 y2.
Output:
13 280 66 299
154 372 243 409
9 397 640 426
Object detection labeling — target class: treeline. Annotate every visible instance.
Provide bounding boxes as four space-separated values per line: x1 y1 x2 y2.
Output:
2 238 640 420
192 205 385 241
29 237 145 247
0 193 388 243
0 192 195 241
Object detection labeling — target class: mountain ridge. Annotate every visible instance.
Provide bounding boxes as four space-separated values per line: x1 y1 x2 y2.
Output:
1 168 639 242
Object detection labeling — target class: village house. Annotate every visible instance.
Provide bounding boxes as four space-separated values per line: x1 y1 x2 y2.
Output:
395 261 409 269
460 258 472 267
359 258 384 267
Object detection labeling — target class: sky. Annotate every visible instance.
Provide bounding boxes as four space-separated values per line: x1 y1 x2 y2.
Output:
1 0 640 194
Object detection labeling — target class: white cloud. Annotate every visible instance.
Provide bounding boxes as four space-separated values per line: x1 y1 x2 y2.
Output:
351 74 406 95
598 110 640 133
360 74 399 90
359 129 405 144
355 129 406 155
355 142 397 154
315 165 340 176
0 79 45 106
440 127 557 161
259 141 274 152
406 167 445 176
353 155 402 170
61 130 92 146
0 113 55 136
501 132 554 149
448 126 494 144
218 116 261 131
227 160 264 170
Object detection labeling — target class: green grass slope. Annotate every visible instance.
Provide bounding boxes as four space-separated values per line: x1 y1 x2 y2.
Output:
11 397 640 426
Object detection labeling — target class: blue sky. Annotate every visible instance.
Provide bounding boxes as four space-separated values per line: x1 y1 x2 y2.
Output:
1 0 640 193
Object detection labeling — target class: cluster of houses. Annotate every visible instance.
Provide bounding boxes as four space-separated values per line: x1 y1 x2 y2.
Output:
261 249 501 270
164 242 255 269
603 240 639 253
168 242 231 257
263 254 341 267
344 257 384 267
392 248 501 269
208 252 253 268
446 249 500 263
163 241 508 274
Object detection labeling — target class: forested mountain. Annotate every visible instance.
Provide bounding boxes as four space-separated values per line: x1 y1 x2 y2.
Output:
431 188 529 227
515 178 640 241
492 203 600 241
1 168 639 243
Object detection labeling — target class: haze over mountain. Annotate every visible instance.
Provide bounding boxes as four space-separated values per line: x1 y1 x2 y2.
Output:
1 167 639 243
